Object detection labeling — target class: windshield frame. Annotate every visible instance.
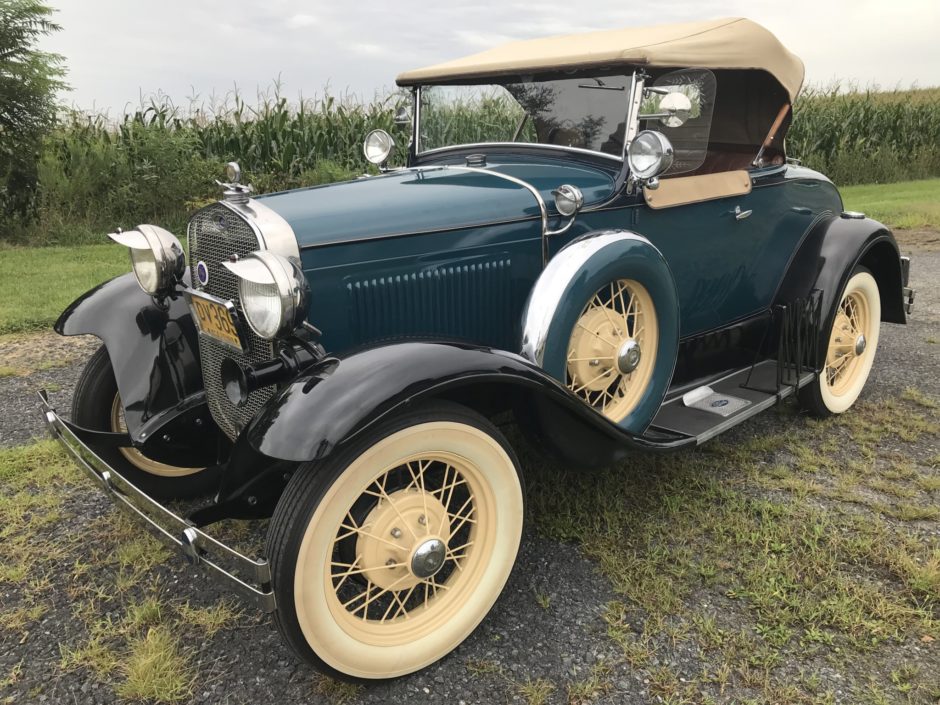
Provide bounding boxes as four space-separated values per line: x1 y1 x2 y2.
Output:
412 72 639 161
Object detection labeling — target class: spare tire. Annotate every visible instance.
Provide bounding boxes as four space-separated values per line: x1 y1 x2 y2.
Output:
522 231 679 433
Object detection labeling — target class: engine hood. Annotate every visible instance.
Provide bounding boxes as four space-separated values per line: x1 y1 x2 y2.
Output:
254 157 617 249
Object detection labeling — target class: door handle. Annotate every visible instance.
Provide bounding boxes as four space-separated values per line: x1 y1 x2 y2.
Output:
734 205 752 221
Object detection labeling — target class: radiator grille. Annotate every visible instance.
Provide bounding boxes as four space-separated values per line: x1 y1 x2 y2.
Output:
188 203 275 440
347 257 514 347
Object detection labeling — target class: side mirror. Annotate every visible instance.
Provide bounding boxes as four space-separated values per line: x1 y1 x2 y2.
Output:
658 92 693 128
639 90 694 128
393 106 412 126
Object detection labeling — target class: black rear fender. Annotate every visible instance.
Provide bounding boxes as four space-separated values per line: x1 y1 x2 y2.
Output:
774 215 907 367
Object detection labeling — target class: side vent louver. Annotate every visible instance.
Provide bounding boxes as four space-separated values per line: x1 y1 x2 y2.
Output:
347 256 513 348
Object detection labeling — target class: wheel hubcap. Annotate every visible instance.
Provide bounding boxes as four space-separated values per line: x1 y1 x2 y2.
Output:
825 289 871 395
411 538 446 579
617 339 642 374
354 487 452 591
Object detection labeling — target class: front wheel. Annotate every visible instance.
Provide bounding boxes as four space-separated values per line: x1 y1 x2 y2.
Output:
266 402 525 680
800 268 881 416
71 346 220 500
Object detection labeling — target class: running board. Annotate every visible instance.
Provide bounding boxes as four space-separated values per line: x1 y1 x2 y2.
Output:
642 361 814 446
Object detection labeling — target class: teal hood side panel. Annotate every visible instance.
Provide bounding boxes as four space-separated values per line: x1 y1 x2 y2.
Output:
301 219 543 354
255 158 616 249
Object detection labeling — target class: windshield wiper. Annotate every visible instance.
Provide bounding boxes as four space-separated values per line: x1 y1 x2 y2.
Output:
577 79 625 91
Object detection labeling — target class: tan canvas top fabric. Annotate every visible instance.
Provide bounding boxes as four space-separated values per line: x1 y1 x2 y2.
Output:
397 17 804 101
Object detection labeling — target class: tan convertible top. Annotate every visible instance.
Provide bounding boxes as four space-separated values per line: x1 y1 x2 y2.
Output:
396 17 804 101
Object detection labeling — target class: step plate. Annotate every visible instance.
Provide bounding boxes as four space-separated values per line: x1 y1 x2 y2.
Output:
687 392 751 417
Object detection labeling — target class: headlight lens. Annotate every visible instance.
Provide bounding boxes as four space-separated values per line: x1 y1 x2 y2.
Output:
108 224 185 296
239 279 284 339
224 251 308 340
627 130 675 180
363 129 395 165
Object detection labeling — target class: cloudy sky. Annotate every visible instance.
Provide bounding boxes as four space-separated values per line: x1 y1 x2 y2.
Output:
43 0 940 113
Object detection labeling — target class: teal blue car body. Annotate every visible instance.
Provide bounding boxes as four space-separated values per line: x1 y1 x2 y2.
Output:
257 155 841 352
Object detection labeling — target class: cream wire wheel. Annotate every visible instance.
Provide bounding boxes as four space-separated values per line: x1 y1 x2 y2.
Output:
71 346 220 500
815 270 880 414
110 394 204 477
566 279 658 422
267 404 524 680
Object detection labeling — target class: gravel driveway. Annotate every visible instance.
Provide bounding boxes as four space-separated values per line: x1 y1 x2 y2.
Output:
0 235 937 705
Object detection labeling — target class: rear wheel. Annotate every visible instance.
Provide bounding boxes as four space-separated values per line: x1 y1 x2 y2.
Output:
800 268 881 416
266 402 524 680
71 346 220 500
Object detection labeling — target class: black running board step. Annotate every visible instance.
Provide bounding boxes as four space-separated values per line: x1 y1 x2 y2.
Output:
647 360 814 445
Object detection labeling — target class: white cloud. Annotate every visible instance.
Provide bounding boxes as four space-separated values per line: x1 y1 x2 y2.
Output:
286 13 317 30
42 0 940 112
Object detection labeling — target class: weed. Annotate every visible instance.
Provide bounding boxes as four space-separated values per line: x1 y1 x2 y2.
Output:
177 599 243 637
116 627 194 703
313 675 362 704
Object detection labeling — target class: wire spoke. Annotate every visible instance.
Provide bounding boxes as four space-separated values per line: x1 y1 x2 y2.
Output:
576 322 619 348
331 560 407 578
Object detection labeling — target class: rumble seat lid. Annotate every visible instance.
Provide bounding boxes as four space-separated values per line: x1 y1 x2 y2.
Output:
396 17 804 102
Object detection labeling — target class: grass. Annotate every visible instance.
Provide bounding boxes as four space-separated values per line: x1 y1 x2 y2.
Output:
0 242 127 334
841 178 940 229
520 390 940 703
117 627 194 702
0 391 937 702
0 177 936 336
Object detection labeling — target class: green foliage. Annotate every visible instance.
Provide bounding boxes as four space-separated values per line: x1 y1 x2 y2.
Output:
4 82 940 246
0 0 67 226
789 86 940 185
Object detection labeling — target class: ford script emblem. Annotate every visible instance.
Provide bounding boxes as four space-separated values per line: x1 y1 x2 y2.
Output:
217 214 227 229
196 261 210 286
711 399 729 408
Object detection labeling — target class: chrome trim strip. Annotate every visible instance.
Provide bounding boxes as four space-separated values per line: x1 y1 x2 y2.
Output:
418 141 624 163
37 390 276 613
448 164 551 263
520 230 661 366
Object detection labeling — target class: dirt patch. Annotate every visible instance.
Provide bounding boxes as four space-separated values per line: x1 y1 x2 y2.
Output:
895 228 940 252
0 331 99 377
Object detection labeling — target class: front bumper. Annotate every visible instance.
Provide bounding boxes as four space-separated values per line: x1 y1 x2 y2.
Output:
900 256 915 316
38 390 275 612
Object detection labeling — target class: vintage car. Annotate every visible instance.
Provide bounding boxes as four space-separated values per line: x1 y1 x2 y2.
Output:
40 17 915 680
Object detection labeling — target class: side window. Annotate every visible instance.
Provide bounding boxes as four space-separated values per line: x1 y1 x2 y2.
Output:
641 69 716 175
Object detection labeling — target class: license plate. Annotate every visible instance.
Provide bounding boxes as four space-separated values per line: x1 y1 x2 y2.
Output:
190 293 244 351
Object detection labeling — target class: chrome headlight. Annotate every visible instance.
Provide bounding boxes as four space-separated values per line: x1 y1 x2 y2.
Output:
363 129 395 165
627 130 675 180
108 224 185 296
223 251 308 339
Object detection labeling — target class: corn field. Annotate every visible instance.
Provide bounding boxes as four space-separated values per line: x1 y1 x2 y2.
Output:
5 84 940 245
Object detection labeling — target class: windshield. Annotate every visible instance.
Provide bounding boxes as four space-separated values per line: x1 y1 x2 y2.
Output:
418 74 631 157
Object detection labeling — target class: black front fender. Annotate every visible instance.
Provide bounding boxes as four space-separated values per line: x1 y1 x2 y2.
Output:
245 341 646 465
55 272 206 443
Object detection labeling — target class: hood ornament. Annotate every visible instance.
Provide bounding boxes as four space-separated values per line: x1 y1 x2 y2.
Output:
217 162 253 204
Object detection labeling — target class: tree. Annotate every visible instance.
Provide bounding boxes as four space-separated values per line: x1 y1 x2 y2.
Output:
0 0 67 225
